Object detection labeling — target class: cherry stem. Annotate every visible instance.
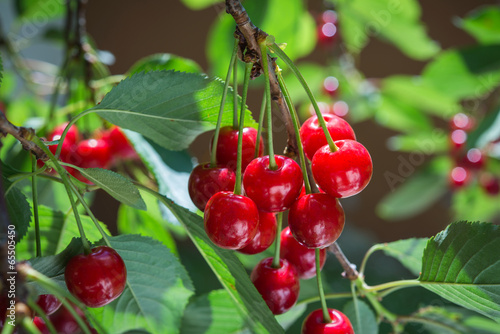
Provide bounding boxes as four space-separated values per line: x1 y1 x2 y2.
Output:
316 248 332 323
234 61 252 195
329 242 359 280
268 43 338 152
31 157 42 257
27 300 57 334
276 70 311 194
254 96 266 158
210 39 239 168
259 40 277 170
272 211 283 268
233 55 239 129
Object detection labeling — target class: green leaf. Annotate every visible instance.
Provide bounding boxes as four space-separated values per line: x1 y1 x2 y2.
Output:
419 221 500 322
377 158 450 221
181 290 246 334
15 0 65 21
422 45 500 100
343 299 378 334
2 175 31 242
15 205 110 260
373 238 428 276
387 131 448 154
89 235 194 334
162 197 284 334
459 6 500 45
452 183 500 223
71 167 146 210
275 303 307 330
333 0 439 59
467 108 500 151
0 52 3 88
90 70 256 151
180 0 222 10
127 53 203 75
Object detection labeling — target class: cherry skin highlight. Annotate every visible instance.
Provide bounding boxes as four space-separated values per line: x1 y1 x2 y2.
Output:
243 155 303 212
64 246 127 308
288 193 345 248
300 114 356 161
280 227 326 279
238 211 277 255
204 191 259 249
250 257 300 315
302 308 354 334
99 126 138 161
36 294 62 316
311 140 372 198
211 126 264 171
188 162 236 211
72 138 112 169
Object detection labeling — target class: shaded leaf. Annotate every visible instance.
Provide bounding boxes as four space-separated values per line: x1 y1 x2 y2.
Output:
467 108 500 151
2 175 31 242
15 0 64 21
374 238 428 276
89 235 194 334
343 299 378 334
452 183 500 223
459 6 500 45
128 53 203 75
419 221 500 322
275 303 307 330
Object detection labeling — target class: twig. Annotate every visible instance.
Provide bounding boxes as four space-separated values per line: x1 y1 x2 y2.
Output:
329 242 359 280
0 113 47 160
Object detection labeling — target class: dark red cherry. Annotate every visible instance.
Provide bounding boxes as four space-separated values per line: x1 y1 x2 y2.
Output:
317 20 338 46
204 191 259 249
99 126 138 161
288 193 345 248
480 173 500 196
312 140 372 198
64 246 127 308
461 148 486 170
280 227 326 279
250 257 300 315
36 294 61 316
243 155 303 212
211 126 264 171
302 308 354 334
33 316 49 334
449 166 471 188
300 114 356 161
72 138 112 169
188 163 236 211
450 129 467 152
48 303 97 334
450 113 475 131
238 211 277 255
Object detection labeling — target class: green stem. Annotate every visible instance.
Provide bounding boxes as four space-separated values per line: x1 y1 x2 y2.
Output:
210 39 239 167
27 300 57 334
269 43 338 152
254 96 266 158
21 317 40 334
234 62 252 196
356 278 397 323
363 279 421 293
359 244 383 276
0 322 14 334
297 292 353 306
259 41 277 170
272 212 283 268
31 157 42 257
233 54 239 130
4 167 47 197
276 70 311 194
316 248 332 323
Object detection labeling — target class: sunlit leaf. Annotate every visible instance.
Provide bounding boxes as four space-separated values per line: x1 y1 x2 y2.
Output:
372 238 428 276
458 6 500 45
128 53 203 75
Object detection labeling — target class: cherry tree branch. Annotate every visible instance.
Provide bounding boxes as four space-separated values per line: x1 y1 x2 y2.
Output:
0 113 47 160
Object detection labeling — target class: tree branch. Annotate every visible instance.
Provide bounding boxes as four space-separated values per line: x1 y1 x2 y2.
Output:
0 113 47 160
329 242 359 280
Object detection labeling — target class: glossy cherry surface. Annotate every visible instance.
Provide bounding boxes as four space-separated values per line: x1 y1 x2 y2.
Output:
211 126 264 171
204 191 259 249
450 166 470 188
323 76 339 97
33 316 49 334
64 246 127 308
302 308 354 334
311 140 372 198
36 294 62 316
238 211 277 255
450 113 475 131
250 257 300 315
100 126 137 160
48 303 97 334
300 114 356 161
288 193 345 248
280 227 326 279
72 138 112 169
48 122 80 161
188 162 236 211
461 148 486 170
243 155 303 212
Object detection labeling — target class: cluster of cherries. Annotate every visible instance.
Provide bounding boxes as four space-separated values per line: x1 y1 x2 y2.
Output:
448 113 499 195
188 110 372 332
39 122 137 184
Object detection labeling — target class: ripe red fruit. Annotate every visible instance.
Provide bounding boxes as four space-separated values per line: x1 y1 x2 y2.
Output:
99 126 138 161
280 227 326 279
48 303 97 334
211 126 264 171
300 114 356 161
450 113 475 131
33 316 49 334
250 257 300 315
288 193 345 248
450 166 470 188
480 173 500 196
312 140 372 198
64 246 127 308
188 163 236 211
36 294 61 316
323 76 339 97
204 191 259 249
461 148 486 170
72 138 112 169
48 123 80 161
238 212 277 255
302 308 354 334
317 21 338 46
243 155 303 212
450 129 467 152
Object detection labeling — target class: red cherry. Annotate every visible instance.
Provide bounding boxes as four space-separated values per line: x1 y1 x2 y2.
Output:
72 138 112 169
48 123 80 161
300 114 356 161
211 126 264 171
238 211 277 255
323 76 339 97
302 308 354 334
288 193 345 248
480 173 500 196
243 155 303 212
449 166 471 188
332 101 349 118
33 316 49 334
450 113 475 131
204 191 259 249
250 257 300 315
321 10 338 24
188 163 236 211
36 294 61 316
99 126 138 161
48 303 97 334
461 148 486 170
280 227 326 279
64 246 127 308
317 21 338 46
311 140 372 198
